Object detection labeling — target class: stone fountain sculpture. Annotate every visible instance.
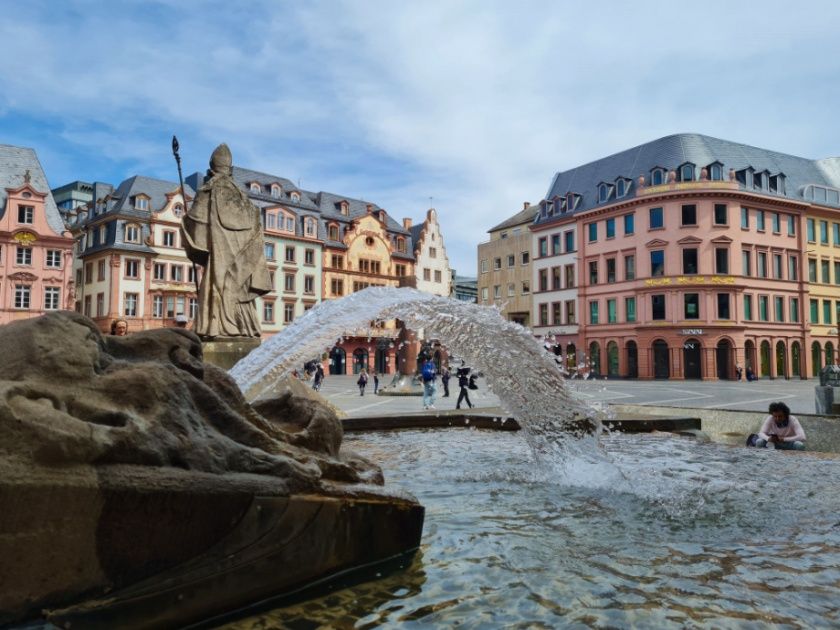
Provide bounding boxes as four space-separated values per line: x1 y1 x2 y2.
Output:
0 312 424 628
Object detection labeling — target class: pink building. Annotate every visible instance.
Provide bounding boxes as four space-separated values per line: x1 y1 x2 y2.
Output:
0 145 74 325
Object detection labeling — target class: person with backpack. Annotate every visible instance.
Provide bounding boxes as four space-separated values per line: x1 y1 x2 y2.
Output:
456 367 473 410
357 369 369 396
421 359 437 409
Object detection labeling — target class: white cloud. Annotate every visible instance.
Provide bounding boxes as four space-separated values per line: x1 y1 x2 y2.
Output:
1 0 839 274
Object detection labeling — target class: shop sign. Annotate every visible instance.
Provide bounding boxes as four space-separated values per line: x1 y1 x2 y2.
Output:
681 328 704 336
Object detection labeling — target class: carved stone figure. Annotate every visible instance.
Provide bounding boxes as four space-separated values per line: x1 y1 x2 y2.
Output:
182 144 271 339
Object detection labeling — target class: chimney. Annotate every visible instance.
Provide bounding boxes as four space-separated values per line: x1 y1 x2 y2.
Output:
366 204 374 214
403 217 413 229
523 201 530 210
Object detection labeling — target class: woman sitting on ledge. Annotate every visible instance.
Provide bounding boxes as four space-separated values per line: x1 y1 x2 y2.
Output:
752 402 806 450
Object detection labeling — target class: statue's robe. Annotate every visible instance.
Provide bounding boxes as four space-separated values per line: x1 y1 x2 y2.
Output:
181 173 271 338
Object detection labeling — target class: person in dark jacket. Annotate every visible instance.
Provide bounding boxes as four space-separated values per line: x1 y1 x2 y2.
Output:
357 369 369 396
373 373 380 394
441 367 451 397
456 369 473 409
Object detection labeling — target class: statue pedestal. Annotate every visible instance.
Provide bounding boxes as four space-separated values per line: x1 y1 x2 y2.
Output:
201 337 261 370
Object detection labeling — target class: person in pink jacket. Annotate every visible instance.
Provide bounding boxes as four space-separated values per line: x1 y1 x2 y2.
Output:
754 402 806 450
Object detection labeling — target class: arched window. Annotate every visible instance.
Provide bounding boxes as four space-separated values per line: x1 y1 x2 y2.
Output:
290 191 300 202
271 184 281 198
173 203 184 218
709 164 723 181
597 183 610 203
304 217 317 237
651 169 664 186
396 237 406 253
679 163 695 182
340 201 349 216
250 183 261 194
328 224 339 241
616 179 626 198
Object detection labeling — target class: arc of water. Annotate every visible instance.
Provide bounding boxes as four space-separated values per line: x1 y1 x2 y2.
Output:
230 287 603 466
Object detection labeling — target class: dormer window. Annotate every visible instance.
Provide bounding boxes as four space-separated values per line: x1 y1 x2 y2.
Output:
615 177 631 198
378 210 386 222
558 198 567 213
566 192 576 211
597 183 612 203
328 224 340 241
708 162 724 181
678 163 695 182
250 183 261 194
396 237 406 253
133 196 149 210
650 168 666 186
769 173 786 194
124 223 141 243
304 217 317 237
271 184 281 198
546 201 555 215
339 201 349 216
753 171 768 191
173 203 184 218
290 191 300 202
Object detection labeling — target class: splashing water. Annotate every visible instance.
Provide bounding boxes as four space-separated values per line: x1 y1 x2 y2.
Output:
230 286 607 473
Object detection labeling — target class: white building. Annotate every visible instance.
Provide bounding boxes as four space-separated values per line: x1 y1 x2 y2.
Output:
409 208 452 296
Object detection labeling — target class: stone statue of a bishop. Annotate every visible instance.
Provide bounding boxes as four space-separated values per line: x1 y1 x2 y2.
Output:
181 144 271 339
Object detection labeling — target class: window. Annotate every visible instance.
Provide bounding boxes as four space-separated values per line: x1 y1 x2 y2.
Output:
84 295 91 316
625 255 635 280
824 300 832 324
789 256 799 281
125 224 140 243
163 230 176 247
565 264 575 288
756 211 765 231
522 281 530 294
500 231 508 239
624 214 634 235
285 246 296 263
649 207 664 229
424 268 432 281
538 238 547 257
650 250 665 277
714 204 728 225
395 264 406 277
264 243 275 260
742 251 751 277
683 249 698 274
552 266 562 290
152 263 165 280
773 254 783 279
521 251 530 265
565 300 576 324
153 295 163 318
758 295 769 321
710 164 723 181
95 260 104 281
598 183 610 203
40 286 59 311
589 301 599 324
271 184 281 198
715 248 729 274
427 247 437 259
651 168 665 186
508 254 516 268
188 266 196 284
810 299 819 323
552 301 562 325
607 299 617 323
771 213 781 233
508 283 516 297
18 205 34 223
834 224 840 246
305 218 317 237
681 204 697 226
606 218 615 239
397 237 406 253
807 218 816 242
96 292 105 317
820 220 829 245
99 225 106 244
808 258 817 282
790 297 800 323
616 179 627 198
14 285 31 309
588 261 598 285
189 298 198 319
744 295 753 321
588 223 597 242
124 293 138 317
330 278 344 296
16 246 32 265
125 259 139 278
481 287 488 302
539 269 548 292
651 294 666 320
38 249 61 270
564 231 575 252
788 215 796 236
835 262 840 286
170 265 183 282
539 304 548 326
625 297 636 322
84 263 93 283
551 234 561 255
718 294 731 319
328 225 339 241
290 192 300 203
679 163 694 182
284 273 295 292
250 183 261 194
330 254 344 269
435 270 442 283
823 260 831 284
606 258 616 283
480 259 488 273
166 296 175 318
263 301 275 322
284 303 295 323
304 249 315 265
741 207 749 229
684 293 699 319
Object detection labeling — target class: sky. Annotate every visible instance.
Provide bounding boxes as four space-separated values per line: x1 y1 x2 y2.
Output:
2 0 839 275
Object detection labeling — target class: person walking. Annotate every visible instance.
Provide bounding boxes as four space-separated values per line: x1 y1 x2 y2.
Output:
357 369 369 396
456 368 473 409
441 367 451 397
312 364 324 391
421 359 437 409
373 373 380 394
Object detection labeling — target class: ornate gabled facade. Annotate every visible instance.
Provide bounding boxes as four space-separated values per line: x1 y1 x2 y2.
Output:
67 176 195 333
410 208 452 297
0 145 75 325
530 132 840 380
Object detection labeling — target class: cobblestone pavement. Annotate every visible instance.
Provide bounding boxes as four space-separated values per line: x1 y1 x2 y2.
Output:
313 375 821 416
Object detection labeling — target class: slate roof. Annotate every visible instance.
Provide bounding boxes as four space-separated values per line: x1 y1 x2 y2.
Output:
488 204 539 233
105 175 194 216
538 133 840 225
312 190 410 235
0 144 65 235
409 223 424 246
